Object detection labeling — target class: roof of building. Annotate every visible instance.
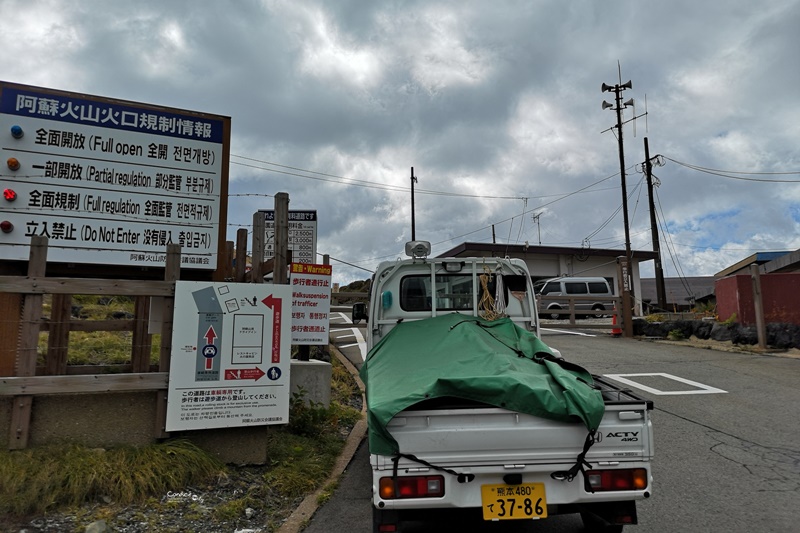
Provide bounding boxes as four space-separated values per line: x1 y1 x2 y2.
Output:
761 248 800 274
715 251 791 277
437 242 659 262
640 276 717 308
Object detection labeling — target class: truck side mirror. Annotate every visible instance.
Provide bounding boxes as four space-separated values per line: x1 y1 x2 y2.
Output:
352 302 368 324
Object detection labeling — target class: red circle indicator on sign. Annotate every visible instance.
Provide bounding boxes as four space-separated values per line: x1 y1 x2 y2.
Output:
3 189 17 202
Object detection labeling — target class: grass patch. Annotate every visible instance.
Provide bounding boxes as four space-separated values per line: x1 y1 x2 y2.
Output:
667 329 686 341
0 440 224 516
269 384 360 497
2 350 364 527
317 480 339 506
38 295 161 367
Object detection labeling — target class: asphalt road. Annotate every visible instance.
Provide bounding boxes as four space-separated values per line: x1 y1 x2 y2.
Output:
316 314 800 532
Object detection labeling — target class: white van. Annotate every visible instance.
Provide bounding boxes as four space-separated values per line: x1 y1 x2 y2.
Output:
533 276 614 319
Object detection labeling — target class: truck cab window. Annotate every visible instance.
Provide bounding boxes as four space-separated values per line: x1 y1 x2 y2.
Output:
400 274 492 311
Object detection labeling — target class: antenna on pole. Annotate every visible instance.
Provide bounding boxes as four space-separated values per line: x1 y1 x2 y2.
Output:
602 70 637 332
410 167 417 241
532 212 542 245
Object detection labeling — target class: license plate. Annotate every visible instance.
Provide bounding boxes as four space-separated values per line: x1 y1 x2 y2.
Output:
481 483 547 520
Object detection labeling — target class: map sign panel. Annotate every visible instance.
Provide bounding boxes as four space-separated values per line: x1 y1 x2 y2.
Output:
167 281 292 431
0 81 229 270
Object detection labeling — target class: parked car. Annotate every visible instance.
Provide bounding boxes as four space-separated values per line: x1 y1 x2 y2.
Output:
533 276 614 320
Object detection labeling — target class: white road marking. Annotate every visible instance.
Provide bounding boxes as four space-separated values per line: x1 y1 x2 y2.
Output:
329 312 367 362
603 373 728 395
540 327 597 337
330 312 352 323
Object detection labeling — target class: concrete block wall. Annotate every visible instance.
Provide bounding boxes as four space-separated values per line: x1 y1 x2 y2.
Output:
0 359 332 464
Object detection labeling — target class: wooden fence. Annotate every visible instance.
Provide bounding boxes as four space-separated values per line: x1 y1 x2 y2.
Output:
536 294 622 328
0 236 180 449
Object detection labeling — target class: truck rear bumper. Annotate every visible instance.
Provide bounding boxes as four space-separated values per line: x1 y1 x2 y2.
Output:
371 458 652 511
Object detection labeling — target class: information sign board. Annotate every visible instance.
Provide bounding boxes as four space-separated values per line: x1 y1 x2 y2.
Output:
167 281 292 431
260 209 317 264
290 262 332 344
0 81 229 270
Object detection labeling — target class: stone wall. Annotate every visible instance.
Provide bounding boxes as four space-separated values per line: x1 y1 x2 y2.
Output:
633 318 800 350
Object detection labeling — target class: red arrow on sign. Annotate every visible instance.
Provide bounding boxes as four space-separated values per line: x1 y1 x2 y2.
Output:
262 294 282 364
204 326 217 345
224 368 266 381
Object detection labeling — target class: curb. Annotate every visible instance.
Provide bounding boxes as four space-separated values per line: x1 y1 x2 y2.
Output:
276 345 367 533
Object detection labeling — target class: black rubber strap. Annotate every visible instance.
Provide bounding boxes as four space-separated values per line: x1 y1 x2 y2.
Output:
550 429 597 493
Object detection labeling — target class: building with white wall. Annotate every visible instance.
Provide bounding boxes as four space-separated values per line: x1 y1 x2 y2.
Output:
437 242 659 315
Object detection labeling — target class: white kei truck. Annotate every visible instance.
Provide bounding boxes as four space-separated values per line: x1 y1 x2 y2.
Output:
359 241 654 533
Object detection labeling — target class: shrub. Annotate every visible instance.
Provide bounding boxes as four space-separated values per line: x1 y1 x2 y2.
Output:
667 329 685 341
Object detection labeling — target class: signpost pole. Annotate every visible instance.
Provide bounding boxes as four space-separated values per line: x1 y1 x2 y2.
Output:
154 243 181 439
9 236 48 449
235 228 248 282
252 212 266 283
274 193 289 285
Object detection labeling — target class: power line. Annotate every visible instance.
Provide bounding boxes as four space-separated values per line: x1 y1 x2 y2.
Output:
319 253 375 273
653 185 692 297
230 154 526 200
427 172 620 251
229 154 628 202
662 156 800 182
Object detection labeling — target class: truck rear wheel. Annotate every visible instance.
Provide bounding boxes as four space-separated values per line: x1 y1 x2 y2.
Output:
373 507 401 532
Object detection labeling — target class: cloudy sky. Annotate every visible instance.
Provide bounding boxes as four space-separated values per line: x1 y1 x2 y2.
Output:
3 0 799 285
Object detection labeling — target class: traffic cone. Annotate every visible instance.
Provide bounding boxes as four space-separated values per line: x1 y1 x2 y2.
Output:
611 306 622 337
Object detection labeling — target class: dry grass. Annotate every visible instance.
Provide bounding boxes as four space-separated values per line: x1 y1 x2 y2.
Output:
0 440 224 516
1 353 363 528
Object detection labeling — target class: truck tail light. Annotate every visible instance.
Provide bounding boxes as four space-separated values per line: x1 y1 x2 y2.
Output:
586 469 648 491
379 475 444 499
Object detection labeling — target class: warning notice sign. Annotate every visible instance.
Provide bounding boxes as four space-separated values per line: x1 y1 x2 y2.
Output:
290 262 332 345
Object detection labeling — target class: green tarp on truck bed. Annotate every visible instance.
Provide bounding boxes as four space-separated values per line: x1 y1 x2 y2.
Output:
360 313 605 456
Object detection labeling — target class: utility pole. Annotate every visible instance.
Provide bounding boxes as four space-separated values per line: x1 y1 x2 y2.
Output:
410 167 417 241
602 78 636 315
532 212 542 245
644 137 667 311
